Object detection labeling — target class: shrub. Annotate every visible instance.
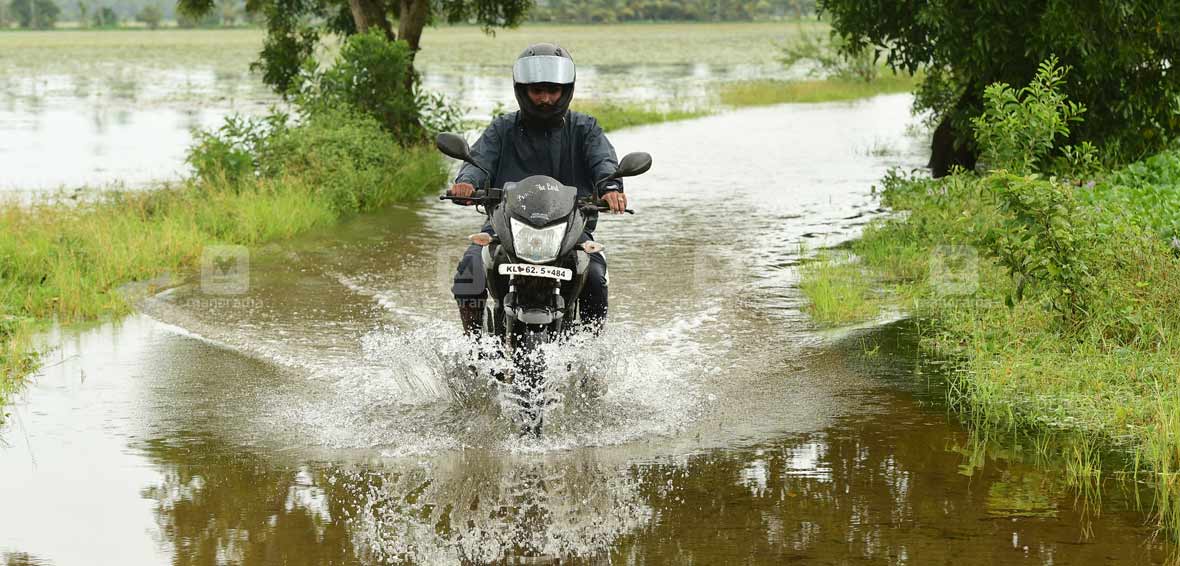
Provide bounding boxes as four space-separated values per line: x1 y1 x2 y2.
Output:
136 4 162 28
93 5 118 27
414 87 468 136
293 30 423 144
10 0 60 28
970 57 1090 175
259 106 420 214
186 104 441 215
1082 150 1180 243
187 113 286 186
982 173 1094 325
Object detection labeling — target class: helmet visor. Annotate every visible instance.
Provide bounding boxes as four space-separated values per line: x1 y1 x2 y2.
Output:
513 56 576 85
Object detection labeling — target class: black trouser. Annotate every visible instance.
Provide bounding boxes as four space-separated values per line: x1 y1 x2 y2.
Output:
452 226 608 327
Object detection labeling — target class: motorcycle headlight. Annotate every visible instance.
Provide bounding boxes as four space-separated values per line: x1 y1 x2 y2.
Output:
510 218 566 264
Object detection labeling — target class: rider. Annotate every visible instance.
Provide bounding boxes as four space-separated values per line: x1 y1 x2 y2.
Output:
448 43 628 335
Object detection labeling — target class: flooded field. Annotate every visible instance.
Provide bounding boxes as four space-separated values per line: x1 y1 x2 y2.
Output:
2 96 1171 564
0 24 814 192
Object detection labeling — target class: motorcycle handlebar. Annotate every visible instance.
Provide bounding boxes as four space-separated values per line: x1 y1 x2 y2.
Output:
439 191 633 214
440 189 498 205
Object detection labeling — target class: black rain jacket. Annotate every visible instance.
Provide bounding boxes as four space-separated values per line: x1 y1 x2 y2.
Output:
455 110 622 232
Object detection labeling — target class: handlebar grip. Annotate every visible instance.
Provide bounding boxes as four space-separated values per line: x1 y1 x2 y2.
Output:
595 205 635 214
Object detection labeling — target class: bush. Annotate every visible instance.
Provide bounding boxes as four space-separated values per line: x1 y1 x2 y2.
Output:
982 173 1095 325
10 0 60 28
136 4 162 28
293 31 422 144
1082 151 1180 243
971 58 1091 175
93 5 118 27
187 113 284 186
414 87 468 136
259 106 422 214
186 105 441 215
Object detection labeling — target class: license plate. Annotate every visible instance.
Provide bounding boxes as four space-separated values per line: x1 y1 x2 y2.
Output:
498 263 573 281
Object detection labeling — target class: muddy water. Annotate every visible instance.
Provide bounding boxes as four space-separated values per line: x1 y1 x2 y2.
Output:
1 97 1171 564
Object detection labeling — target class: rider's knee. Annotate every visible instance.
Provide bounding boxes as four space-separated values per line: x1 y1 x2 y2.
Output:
584 255 608 294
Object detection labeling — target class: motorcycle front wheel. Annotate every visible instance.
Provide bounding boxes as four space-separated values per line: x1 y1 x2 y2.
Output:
509 324 554 436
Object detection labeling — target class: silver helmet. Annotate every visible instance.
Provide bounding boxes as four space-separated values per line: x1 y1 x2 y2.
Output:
513 43 575 127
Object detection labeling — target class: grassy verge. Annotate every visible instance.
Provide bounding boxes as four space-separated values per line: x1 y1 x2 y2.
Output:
573 100 712 132
0 109 447 421
719 72 919 106
577 72 919 132
798 153 1180 539
797 250 879 325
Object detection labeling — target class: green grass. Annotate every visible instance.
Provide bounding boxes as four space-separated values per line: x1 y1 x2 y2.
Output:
719 73 919 106
797 152 1180 541
797 251 879 326
573 100 712 131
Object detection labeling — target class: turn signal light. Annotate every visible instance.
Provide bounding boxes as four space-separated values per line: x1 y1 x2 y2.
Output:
469 233 493 246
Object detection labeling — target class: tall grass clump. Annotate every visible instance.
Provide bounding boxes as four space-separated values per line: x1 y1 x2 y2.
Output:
801 57 1180 540
797 251 878 326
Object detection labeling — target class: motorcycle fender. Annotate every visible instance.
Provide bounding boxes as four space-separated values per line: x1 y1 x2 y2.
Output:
576 249 590 275
481 244 494 284
517 308 556 325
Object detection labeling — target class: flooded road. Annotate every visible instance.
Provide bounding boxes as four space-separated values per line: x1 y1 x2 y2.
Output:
1 96 1171 564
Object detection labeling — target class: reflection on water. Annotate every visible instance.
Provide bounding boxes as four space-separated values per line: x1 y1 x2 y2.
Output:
4 320 1166 564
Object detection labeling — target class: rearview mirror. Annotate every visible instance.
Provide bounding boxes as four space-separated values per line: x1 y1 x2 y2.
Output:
614 152 652 179
436 132 473 162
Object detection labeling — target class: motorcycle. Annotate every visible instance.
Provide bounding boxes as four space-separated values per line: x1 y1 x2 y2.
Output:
436 132 652 436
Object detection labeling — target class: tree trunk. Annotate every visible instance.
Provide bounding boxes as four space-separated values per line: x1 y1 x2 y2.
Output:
928 91 979 178
397 0 430 54
348 0 396 41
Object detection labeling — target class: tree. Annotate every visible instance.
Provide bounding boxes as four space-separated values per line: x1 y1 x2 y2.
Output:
11 0 61 28
818 0 1180 176
176 5 218 26
93 4 117 26
136 3 161 27
177 0 531 95
218 0 240 25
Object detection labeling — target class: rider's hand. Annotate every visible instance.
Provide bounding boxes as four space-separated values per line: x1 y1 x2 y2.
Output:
603 190 627 214
448 182 476 205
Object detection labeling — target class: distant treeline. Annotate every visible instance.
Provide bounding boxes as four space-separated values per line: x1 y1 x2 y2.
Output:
529 0 816 22
0 0 811 30
0 0 249 28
